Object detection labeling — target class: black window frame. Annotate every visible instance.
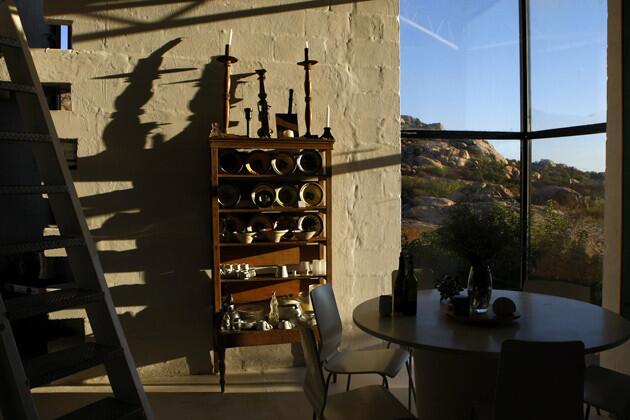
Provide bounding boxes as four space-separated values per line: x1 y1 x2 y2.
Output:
400 0 607 290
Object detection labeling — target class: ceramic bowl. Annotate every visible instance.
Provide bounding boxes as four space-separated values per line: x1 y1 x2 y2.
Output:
245 150 271 175
299 182 324 207
275 184 299 207
251 184 276 208
218 149 243 174
217 184 241 208
296 150 323 175
234 231 257 244
260 229 289 243
248 214 274 232
274 216 298 231
271 152 296 175
291 230 317 241
297 214 324 236
219 215 245 242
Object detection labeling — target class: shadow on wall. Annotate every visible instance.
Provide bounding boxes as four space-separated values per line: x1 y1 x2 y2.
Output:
68 37 401 377
73 38 252 375
46 0 372 43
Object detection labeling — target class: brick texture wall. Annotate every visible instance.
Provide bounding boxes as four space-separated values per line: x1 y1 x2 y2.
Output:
29 0 400 379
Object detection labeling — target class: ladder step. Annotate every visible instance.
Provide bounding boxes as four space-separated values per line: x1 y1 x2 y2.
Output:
0 36 20 48
5 289 103 321
23 343 123 388
0 131 52 143
0 237 84 255
56 397 144 420
0 80 36 94
0 184 68 195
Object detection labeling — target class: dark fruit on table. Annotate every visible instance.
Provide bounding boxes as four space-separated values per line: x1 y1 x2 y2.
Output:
492 297 516 317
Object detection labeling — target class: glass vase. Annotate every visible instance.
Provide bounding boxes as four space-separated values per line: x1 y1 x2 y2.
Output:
467 264 492 314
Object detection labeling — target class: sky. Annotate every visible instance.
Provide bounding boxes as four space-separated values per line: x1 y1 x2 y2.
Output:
60 25 70 50
400 0 607 172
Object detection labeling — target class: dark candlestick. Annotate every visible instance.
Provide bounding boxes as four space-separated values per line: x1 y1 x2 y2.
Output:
297 55 319 138
244 108 252 137
320 127 334 140
217 44 238 135
255 69 272 138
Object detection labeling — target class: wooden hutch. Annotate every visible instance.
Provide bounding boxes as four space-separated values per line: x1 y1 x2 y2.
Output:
209 137 333 392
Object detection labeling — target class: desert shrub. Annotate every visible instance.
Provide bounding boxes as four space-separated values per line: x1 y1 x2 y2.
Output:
429 166 448 177
406 203 521 289
529 202 603 302
581 195 604 219
530 202 571 252
401 176 464 201
462 157 507 184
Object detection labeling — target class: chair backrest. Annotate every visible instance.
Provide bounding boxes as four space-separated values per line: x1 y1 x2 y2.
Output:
296 321 327 416
310 284 342 362
493 340 585 420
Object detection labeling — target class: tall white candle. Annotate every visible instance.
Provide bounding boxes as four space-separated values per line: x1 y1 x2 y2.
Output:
228 29 233 45
306 41 309 49
326 105 330 127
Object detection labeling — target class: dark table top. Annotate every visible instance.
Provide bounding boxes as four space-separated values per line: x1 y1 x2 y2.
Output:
353 290 630 355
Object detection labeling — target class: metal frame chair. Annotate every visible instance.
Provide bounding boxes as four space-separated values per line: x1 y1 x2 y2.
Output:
310 284 414 409
297 321 414 420
584 365 630 420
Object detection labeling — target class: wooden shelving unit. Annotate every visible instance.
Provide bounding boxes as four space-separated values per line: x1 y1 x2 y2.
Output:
209 137 333 392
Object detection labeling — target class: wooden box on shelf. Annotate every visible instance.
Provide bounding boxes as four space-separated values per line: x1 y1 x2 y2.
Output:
209 137 333 392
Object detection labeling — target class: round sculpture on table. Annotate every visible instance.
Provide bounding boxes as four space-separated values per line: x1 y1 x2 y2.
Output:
492 297 516 317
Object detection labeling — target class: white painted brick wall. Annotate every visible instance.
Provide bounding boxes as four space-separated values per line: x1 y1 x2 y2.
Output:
30 0 400 378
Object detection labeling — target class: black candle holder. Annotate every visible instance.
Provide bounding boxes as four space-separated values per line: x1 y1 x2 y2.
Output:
298 48 319 139
320 127 334 140
244 107 252 138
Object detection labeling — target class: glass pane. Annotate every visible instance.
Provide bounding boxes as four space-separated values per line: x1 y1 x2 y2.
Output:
401 0 520 132
530 0 607 130
528 134 605 305
402 137 521 290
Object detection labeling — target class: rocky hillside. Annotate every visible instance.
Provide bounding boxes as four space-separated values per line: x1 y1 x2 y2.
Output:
401 115 604 252
402 115 604 299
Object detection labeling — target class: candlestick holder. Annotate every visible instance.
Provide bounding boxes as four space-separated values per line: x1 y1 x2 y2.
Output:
244 108 252 138
217 44 238 135
320 127 334 140
255 69 272 138
298 50 319 139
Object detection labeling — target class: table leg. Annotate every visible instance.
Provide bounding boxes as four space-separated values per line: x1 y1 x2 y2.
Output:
217 345 226 393
414 349 499 420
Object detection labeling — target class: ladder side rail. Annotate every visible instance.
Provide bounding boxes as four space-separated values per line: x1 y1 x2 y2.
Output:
0 3 154 418
0 297 39 420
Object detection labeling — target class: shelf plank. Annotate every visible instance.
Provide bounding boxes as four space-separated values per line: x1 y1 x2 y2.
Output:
220 275 325 284
218 328 302 348
223 279 306 305
217 174 327 180
219 206 326 214
220 239 326 247
209 138 334 150
220 244 323 266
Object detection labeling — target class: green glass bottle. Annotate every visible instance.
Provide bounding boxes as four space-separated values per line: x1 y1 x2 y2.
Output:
394 251 407 313
402 255 418 316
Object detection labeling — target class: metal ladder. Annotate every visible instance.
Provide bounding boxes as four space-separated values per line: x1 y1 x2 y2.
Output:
0 1 153 419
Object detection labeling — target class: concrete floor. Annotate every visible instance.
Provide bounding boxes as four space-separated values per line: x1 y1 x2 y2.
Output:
32 368 611 420
32 367 411 420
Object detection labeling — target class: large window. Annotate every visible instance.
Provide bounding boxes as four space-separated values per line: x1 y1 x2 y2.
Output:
401 0 606 304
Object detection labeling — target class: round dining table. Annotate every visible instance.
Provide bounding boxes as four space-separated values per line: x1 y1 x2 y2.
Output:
353 290 630 420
